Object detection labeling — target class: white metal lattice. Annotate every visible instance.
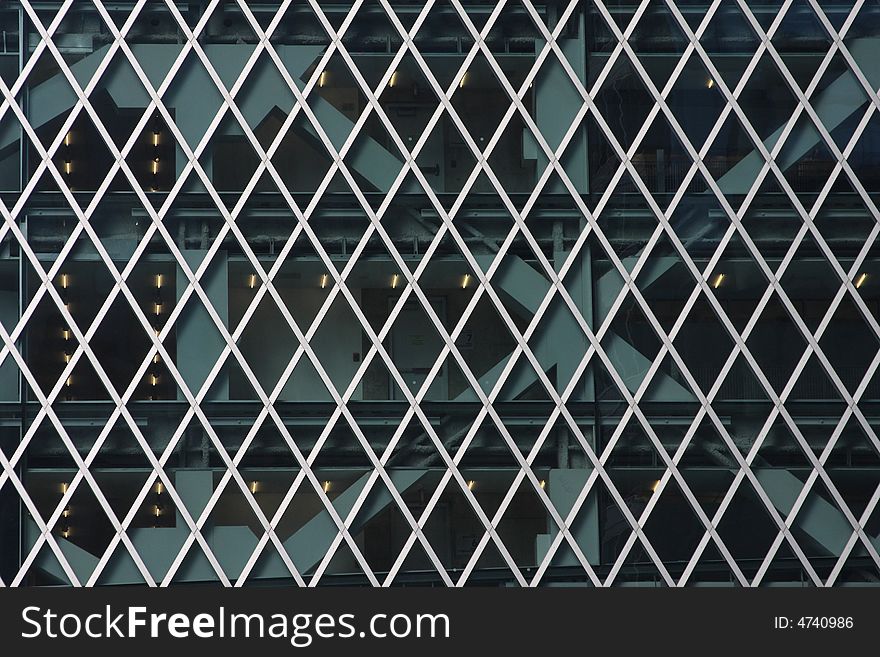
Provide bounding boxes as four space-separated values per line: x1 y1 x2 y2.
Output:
0 0 877 587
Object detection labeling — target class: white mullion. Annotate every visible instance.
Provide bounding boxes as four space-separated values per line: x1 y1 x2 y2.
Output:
590 0 830 585
725 0 880 582
324 0 620 586
9 0 875 588
616 0 880 583
668 0 880 580
0 329 82 585
138 5 372 584
18 0 243 587
828 479 880 584
440 0 682 586
528 0 823 584
314 0 606 586
7 0 183 586
378 0 682 586
276 0 548 584
450 0 740 588
372 0 674 585
231 36 462 589
233 1 460 587
80 0 300 579
448 0 747 587
147 0 373 587
79 0 292 586
6 0 229 580
290 0 531 586
156 0 429 587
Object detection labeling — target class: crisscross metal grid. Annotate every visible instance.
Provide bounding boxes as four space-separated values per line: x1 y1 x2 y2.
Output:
1 0 879 587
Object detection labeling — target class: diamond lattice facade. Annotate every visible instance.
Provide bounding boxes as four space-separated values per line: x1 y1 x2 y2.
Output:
1 0 879 587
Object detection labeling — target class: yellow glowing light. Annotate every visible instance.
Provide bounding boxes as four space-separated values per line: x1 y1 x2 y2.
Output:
711 273 725 289
650 479 660 493
323 480 331 493
156 482 163 495
391 273 399 289
66 376 72 387
539 479 546 489
153 353 160 365
155 274 163 289
63 507 70 519
150 374 158 387
706 78 715 89
250 481 258 494
319 70 328 88
248 273 257 289
60 273 69 289
321 273 328 289
63 352 70 364
154 505 161 518
151 158 159 175
467 479 475 491
64 160 72 175
64 132 71 147
62 328 70 341
61 528 70 538
154 302 163 316
856 273 868 289
459 71 468 89
61 482 68 494
462 273 470 289
389 71 398 88
152 131 160 147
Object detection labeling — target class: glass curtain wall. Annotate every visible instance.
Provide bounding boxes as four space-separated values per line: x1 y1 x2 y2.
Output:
0 0 878 587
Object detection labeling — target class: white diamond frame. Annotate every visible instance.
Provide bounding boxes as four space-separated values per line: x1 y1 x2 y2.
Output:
0 0 877 587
